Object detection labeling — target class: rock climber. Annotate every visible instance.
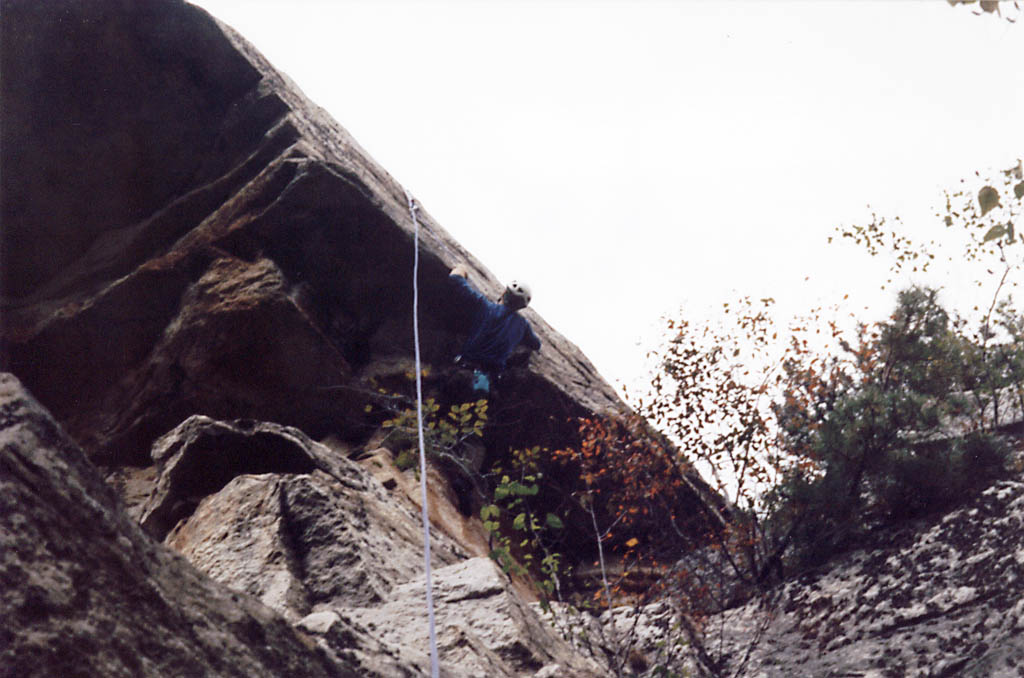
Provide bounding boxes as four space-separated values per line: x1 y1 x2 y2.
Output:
448 264 541 395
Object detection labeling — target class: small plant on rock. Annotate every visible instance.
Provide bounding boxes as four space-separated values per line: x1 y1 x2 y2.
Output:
372 395 489 474
482 446 567 602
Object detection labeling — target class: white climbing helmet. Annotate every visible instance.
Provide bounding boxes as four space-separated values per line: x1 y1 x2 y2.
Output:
505 280 532 308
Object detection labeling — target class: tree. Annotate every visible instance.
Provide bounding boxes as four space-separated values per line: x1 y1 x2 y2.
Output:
771 286 1013 566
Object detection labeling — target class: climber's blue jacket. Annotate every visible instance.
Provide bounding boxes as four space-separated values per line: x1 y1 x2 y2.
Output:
450 274 541 372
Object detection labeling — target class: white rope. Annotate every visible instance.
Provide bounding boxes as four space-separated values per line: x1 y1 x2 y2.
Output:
404 195 457 263
406 189 441 678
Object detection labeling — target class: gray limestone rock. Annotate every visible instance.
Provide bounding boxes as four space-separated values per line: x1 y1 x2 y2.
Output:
164 466 465 617
0 373 354 678
336 558 608 678
137 414 377 541
701 475 1024 677
144 412 598 676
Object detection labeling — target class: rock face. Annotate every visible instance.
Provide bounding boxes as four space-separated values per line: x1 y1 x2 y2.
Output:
0 374 349 678
1 373 606 677
1 0 729 561
342 557 588 677
702 471 1024 678
142 414 605 676
18 2 1024 677
0 1 698 675
150 415 469 618
0 0 624 472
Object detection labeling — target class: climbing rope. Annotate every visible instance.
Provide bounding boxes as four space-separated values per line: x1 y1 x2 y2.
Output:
404 192 457 263
406 189 441 678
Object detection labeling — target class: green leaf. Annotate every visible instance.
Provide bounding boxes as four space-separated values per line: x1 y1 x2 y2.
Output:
513 513 527 531
545 513 565 530
979 186 1001 216
1014 182 1024 200
480 504 500 520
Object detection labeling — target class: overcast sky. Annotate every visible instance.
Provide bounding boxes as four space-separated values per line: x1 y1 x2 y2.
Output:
190 0 1023 390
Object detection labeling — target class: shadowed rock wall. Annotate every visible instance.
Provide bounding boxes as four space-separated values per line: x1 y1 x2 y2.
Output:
1 0 721 564
0 0 626 470
0 2 719 675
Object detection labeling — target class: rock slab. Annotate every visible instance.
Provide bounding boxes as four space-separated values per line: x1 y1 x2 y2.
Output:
708 474 1024 677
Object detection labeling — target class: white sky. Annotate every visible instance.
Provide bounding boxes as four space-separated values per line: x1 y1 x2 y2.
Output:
190 0 1023 390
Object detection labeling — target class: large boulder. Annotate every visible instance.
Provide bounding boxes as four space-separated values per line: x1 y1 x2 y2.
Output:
113 410 606 676
152 417 468 617
136 415 358 540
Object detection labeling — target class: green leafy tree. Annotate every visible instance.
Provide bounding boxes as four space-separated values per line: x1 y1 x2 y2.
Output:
773 286 1012 567
481 446 567 600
